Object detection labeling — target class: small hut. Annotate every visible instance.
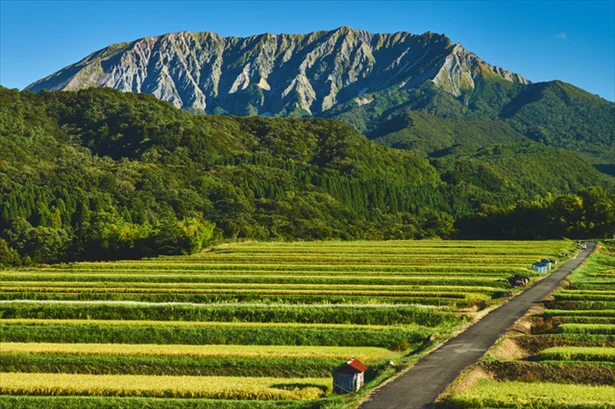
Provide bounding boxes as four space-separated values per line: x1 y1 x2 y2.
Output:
532 262 548 274
540 259 553 270
332 358 366 394
550 258 558 266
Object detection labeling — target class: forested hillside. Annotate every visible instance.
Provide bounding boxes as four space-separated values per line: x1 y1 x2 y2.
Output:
503 81 615 164
0 87 613 265
329 81 614 168
368 110 526 152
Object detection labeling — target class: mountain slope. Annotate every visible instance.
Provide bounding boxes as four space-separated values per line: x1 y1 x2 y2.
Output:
333 79 614 165
502 81 615 164
368 110 528 153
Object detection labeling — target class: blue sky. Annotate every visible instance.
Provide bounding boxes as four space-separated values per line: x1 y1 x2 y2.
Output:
1 0 614 101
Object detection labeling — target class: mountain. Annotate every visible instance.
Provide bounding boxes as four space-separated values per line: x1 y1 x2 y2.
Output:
25 27 528 116
24 27 615 168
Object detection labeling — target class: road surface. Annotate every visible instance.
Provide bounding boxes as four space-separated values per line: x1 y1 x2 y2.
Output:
359 242 596 409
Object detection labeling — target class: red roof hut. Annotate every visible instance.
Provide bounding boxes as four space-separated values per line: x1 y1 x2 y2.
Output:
332 358 367 394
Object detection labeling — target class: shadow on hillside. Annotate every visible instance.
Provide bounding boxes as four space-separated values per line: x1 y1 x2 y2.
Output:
594 164 615 177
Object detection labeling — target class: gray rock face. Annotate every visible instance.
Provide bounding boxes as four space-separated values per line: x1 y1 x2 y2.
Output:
26 27 529 115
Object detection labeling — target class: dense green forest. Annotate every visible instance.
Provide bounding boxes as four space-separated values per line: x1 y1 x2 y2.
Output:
326 80 615 167
0 87 613 265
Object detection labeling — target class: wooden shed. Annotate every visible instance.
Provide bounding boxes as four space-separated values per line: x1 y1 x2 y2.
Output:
333 358 366 394
532 262 548 274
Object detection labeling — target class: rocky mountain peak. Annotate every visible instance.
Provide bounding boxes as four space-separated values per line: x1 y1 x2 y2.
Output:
25 27 529 115
431 42 529 97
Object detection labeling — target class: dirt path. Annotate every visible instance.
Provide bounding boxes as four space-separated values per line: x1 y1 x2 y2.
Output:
359 242 596 409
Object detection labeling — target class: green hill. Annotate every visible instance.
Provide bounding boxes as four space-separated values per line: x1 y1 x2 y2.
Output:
369 111 527 153
502 81 615 164
0 87 613 265
326 79 614 169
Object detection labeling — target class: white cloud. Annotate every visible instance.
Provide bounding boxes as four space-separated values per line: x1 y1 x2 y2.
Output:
555 32 567 40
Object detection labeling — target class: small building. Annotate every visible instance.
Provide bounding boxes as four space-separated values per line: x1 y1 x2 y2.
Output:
333 358 367 394
550 258 558 266
532 262 548 274
540 259 553 270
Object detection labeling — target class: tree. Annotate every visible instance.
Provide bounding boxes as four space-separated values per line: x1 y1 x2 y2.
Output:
0 239 20 266
153 215 216 255
24 227 71 264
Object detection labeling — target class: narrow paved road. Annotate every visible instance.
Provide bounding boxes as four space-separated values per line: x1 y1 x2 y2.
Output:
360 242 596 409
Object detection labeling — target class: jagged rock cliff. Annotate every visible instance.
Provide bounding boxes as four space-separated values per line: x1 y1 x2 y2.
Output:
26 27 529 116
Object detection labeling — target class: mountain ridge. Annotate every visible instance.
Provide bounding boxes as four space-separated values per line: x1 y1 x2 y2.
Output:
23 27 614 168
25 27 529 115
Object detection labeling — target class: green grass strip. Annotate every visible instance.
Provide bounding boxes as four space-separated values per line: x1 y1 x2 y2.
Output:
536 347 615 362
446 380 615 408
0 302 460 326
0 320 431 350
558 324 615 335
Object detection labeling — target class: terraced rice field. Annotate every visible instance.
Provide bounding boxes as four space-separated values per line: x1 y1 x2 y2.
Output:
0 240 573 408
445 241 615 409
446 382 615 409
